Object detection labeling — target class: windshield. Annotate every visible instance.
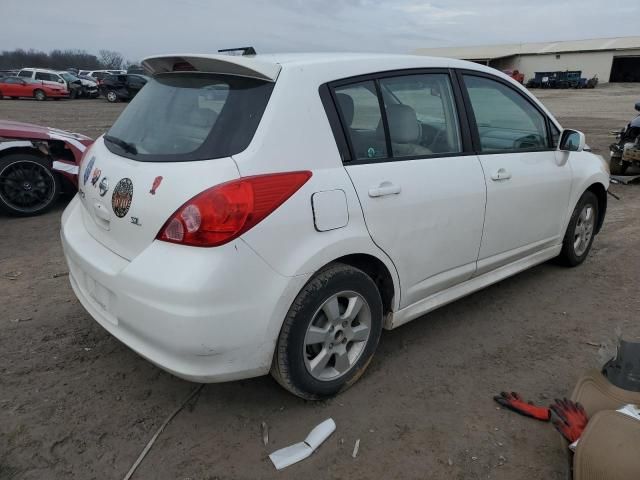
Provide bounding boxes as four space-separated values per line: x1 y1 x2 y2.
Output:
105 73 273 162
60 73 77 82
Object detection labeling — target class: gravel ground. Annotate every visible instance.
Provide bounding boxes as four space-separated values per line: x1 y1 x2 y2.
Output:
1 84 640 480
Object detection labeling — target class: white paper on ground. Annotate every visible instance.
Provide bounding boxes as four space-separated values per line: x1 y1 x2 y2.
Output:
269 418 336 470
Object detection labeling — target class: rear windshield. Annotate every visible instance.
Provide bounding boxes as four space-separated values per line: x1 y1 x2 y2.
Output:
105 73 274 162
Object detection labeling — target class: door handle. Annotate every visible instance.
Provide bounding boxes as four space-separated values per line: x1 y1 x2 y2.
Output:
368 182 401 197
490 168 512 181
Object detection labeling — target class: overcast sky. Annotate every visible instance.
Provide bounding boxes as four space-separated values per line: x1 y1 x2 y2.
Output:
2 0 639 62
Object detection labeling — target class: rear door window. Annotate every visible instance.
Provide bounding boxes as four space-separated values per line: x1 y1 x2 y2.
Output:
334 81 387 161
379 74 462 158
105 73 274 162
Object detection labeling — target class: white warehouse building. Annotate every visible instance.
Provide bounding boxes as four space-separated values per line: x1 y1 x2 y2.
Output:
414 36 640 84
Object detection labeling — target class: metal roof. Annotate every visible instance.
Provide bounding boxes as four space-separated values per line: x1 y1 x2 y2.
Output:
414 36 640 61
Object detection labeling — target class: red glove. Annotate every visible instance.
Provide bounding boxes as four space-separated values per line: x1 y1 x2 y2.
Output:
550 398 588 443
493 391 551 421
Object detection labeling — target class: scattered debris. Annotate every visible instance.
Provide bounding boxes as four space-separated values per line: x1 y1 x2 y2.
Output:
10 317 32 323
586 341 602 348
610 174 640 185
471 456 478 461
447 458 453 466
607 190 621 200
261 421 269 446
269 418 336 470
122 384 204 480
4 271 22 280
52 272 69 278
84 347 92 352
498 455 506 466
352 438 360 459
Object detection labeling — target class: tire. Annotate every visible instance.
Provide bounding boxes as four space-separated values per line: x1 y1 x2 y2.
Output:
0 153 60 216
106 90 118 103
558 191 598 267
271 263 383 400
33 89 46 101
609 156 629 175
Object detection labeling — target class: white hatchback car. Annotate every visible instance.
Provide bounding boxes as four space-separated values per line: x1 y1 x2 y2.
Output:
61 53 609 399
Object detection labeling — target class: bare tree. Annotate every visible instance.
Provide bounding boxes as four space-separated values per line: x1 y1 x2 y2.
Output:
0 49 103 70
98 50 124 70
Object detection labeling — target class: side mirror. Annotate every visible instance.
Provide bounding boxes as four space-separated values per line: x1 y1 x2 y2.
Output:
635 102 640 112
559 129 586 152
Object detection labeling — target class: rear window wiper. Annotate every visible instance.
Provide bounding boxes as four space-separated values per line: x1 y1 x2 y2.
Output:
104 135 138 155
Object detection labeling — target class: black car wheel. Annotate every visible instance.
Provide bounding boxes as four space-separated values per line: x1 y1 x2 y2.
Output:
33 89 46 101
106 90 118 103
271 263 383 400
609 156 629 175
0 154 60 216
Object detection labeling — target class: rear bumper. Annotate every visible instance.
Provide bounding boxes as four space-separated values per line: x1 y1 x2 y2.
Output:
61 195 309 382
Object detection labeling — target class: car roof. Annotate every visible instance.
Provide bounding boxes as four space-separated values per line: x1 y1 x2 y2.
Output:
20 68 62 74
142 52 497 83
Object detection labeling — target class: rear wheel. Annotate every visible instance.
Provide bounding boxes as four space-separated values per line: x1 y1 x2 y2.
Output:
271 263 383 400
558 191 598 266
609 155 629 175
106 90 118 103
33 89 46 101
0 154 60 216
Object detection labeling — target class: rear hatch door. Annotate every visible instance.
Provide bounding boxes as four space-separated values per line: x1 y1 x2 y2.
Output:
77 65 275 261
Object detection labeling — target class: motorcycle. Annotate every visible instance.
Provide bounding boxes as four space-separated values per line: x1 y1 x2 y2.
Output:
610 101 640 175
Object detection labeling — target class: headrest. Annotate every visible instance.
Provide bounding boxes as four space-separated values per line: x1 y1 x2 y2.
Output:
336 93 354 126
385 104 420 144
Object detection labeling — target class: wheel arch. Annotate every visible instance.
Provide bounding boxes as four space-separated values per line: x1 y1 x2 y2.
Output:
331 253 396 317
0 145 48 163
586 182 607 234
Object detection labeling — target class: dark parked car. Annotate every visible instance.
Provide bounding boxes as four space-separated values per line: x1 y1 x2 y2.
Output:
99 74 148 102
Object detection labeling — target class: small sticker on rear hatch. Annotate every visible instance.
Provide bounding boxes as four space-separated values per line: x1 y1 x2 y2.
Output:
111 178 133 218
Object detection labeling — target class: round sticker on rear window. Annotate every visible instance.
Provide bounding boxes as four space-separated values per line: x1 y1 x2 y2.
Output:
112 178 133 218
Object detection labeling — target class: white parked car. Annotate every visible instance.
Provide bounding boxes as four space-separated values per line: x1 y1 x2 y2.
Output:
17 68 97 98
61 53 609 399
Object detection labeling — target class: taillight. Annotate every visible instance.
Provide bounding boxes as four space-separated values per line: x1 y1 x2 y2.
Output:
157 171 312 247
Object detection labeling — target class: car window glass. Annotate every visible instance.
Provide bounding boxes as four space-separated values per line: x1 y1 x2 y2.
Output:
463 75 548 152
379 74 462 157
5 77 19 84
106 73 273 161
550 123 560 148
334 81 387 161
18 71 31 78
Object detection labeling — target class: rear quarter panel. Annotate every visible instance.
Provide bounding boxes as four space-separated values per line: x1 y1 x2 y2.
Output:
234 66 401 309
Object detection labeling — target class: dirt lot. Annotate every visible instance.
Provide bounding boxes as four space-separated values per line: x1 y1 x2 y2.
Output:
2 84 640 480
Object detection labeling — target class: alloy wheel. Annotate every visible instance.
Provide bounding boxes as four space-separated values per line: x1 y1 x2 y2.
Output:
0 160 56 213
303 291 372 381
573 204 595 257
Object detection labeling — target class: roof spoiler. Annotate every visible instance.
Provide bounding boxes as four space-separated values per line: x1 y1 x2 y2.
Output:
141 54 281 82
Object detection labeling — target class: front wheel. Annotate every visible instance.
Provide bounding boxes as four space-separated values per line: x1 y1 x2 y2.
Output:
609 156 629 175
558 191 598 267
0 154 60 216
271 263 383 400
106 90 118 103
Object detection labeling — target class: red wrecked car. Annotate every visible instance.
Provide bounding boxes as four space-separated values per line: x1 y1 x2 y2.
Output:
0 120 92 215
